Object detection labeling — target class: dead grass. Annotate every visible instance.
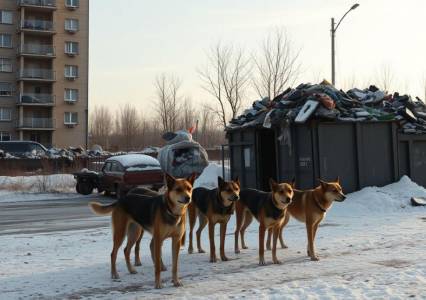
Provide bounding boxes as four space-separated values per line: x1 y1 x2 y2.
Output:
0 174 75 193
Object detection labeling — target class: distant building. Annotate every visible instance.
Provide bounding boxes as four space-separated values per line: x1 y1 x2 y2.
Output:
0 0 88 148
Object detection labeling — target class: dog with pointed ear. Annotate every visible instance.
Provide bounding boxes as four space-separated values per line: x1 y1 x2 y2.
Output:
290 177 296 189
234 176 240 187
89 171 198 288
234 178 294 265
266 176 346 261
187 175 241 263
269 178 278 191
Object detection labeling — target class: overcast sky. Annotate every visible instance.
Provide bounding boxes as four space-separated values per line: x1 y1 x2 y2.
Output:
89 0 426 113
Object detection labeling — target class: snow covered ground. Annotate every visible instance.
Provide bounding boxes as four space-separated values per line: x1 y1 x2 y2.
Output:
1 170 426 299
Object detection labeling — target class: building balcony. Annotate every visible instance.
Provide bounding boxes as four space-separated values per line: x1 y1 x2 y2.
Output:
17 93 55 106
17 117 55 130
18 44 55 58
17 69 56 82
18 0 57 10
19 20 55 35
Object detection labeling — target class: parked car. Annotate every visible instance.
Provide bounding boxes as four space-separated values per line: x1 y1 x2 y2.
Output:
74 154 164 198
0 141 47 157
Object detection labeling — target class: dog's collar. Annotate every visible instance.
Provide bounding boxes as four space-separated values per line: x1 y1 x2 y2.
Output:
164 195 183 219
270 194 286 211
314 198 327 213
216 189 233 209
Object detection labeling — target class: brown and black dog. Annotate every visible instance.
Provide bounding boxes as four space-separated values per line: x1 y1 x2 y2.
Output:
89 173 196 289
125 187 161 269
234 179 294 265
187 176 240 262
265 178 346 261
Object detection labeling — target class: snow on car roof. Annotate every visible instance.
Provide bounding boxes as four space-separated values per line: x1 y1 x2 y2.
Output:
106 154 160 167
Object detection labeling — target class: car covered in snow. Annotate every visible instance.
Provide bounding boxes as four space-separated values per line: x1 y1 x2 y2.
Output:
74 154 164 198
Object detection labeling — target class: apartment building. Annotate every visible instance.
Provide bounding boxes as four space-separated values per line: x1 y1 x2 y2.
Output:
0 0 88 148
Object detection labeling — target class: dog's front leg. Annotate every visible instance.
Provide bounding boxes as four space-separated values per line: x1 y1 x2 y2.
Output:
208 221 217 262
272 226 282 264
188 203 196 254
153 229 163 288
306 221 319 261
266 228 272 250
259 223 266 265
279 213 290 249
220 221 228 261
234 202 244 254
172 235 183 287
150 239 167 271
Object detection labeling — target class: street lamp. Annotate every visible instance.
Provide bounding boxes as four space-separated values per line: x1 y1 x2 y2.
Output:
331 3 360 86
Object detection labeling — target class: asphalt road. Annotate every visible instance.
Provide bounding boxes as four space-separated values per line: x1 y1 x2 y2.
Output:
0 195 114 236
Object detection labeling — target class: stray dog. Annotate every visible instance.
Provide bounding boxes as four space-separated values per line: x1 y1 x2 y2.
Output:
265 178 346 261
126 187 160 268
89 173 196 289
187 176 240 262
234 179 294 265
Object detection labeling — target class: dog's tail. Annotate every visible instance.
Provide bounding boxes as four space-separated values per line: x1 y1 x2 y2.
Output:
89 201 118 215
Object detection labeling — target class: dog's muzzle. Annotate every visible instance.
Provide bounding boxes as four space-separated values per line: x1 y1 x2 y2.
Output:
280 198 292 206
335 194 346 202
229 194 240 202
178 196 191 204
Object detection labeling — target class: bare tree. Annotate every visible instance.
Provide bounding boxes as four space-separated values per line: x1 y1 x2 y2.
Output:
375 64 395 92
116 103 141 151
196 104 225 147
342 73 358 90
252 29 301 100
89 105 113 149
310 68 325 85
199 43 251 128
154 73 182 132
179 97 197 130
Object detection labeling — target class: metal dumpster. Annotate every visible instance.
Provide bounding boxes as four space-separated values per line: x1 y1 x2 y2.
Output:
226 121 426 193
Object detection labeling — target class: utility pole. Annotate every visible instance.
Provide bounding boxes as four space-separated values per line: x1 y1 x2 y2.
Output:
331 18 336 86
331 3 360 86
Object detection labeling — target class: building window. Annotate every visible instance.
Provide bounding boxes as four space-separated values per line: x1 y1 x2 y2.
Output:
0 107 12 121
0 11 13 24
0 58 12 72
65 65 78 79
0 82 12 96
0 34 12 48
64 88 78 102
65 41 79 55
0 131 11 141
64 112 78 124
65 0 79 8
65 19 79 32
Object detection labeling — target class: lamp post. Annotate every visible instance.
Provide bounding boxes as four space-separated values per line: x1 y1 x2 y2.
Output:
331 3 359 86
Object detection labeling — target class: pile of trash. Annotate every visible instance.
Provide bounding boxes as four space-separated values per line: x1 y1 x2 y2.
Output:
0 144 160 160
227 80 426 134
158 130 209 178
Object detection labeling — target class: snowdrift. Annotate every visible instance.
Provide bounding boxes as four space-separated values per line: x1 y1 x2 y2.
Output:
194 165 426 215
330 175 426 216
193 163 230 189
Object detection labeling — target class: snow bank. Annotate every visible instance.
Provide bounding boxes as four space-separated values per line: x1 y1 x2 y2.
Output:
330 175 426 216
0 174 75 194
193 163 230 189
